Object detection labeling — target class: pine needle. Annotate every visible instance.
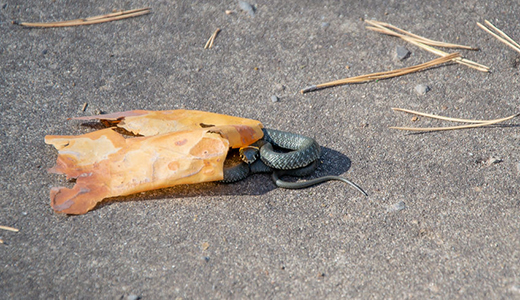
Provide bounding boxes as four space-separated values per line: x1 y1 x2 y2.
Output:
390 108 520 131
0 225 19 232
204 28 221 49
365 20 489 72
300 53 460 93
477 20 520 54
366 20 478 50
13 8 150 28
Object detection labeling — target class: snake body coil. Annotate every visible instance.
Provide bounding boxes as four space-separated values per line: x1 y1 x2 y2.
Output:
222 128 367 196
259 129 321 169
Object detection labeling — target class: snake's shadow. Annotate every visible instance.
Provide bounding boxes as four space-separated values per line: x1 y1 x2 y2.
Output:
217 146 353 196
96 147 353 210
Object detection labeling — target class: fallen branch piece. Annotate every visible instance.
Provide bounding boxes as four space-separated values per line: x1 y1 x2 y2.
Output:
0 225 19 232
477 20 520 54
301 53 460 93
365 20 489 72
390 108 520 131
13 7 150 28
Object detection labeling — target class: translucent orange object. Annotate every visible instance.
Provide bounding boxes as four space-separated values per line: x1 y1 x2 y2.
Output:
72 109 264 148
46 110 264 214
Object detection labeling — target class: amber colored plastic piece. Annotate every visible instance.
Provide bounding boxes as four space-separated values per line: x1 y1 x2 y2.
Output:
46 110 264 214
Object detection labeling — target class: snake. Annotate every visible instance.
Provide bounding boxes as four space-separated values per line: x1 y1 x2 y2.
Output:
222 128 367 196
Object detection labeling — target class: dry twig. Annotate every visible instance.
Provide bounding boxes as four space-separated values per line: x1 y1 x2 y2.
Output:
390 108 520 131
365 20 489 72
301 53 460 93
477 20 520 54
13 7 150 28
204 28 221 49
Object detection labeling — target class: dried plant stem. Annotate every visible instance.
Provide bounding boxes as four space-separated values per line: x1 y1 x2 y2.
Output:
14 8 150 28
365 20 489 72
366 20 478 50
398 35 489 72
390 108 520 132
477 20 520 54
484 20 520 49
0 225 19 232
301 53 460 93
204 28 221 49
391 108 510 123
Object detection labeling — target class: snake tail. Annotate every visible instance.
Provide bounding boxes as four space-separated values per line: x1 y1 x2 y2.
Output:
272 172 368 196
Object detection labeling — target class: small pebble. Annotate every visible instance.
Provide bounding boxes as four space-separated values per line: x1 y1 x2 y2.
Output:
396 46 411 60
238 1 255 17
388 201 406 212
476 156 503 167
126 295 140 300
415 84 430 95
321 22 330 28
201 242 210 250
2 4 7 9
274 83 285 92
204 256 210 262
42 49 48 55
270 95 279 103
510 284 520 294
487 157 502 166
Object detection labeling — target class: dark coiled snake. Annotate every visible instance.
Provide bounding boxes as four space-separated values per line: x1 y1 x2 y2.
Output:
222 128 367 196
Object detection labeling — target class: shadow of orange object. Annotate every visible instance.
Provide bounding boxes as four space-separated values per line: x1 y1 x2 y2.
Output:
45 110 264 214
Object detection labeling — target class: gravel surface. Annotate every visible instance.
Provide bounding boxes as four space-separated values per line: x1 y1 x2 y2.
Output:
1 0 520 299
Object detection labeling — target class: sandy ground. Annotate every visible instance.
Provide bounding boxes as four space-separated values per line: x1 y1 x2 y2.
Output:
1 0 519 299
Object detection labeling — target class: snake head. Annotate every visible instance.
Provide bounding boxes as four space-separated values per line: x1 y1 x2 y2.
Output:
239 146 260 164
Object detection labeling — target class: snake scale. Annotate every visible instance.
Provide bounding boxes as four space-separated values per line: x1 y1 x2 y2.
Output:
222 128 367 196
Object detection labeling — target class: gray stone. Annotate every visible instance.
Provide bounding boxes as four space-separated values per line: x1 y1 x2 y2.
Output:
239 1 255 17
270 95 279 102
274 83 285 92
388 201 406 212
396 46 411 60
415 84 430 95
